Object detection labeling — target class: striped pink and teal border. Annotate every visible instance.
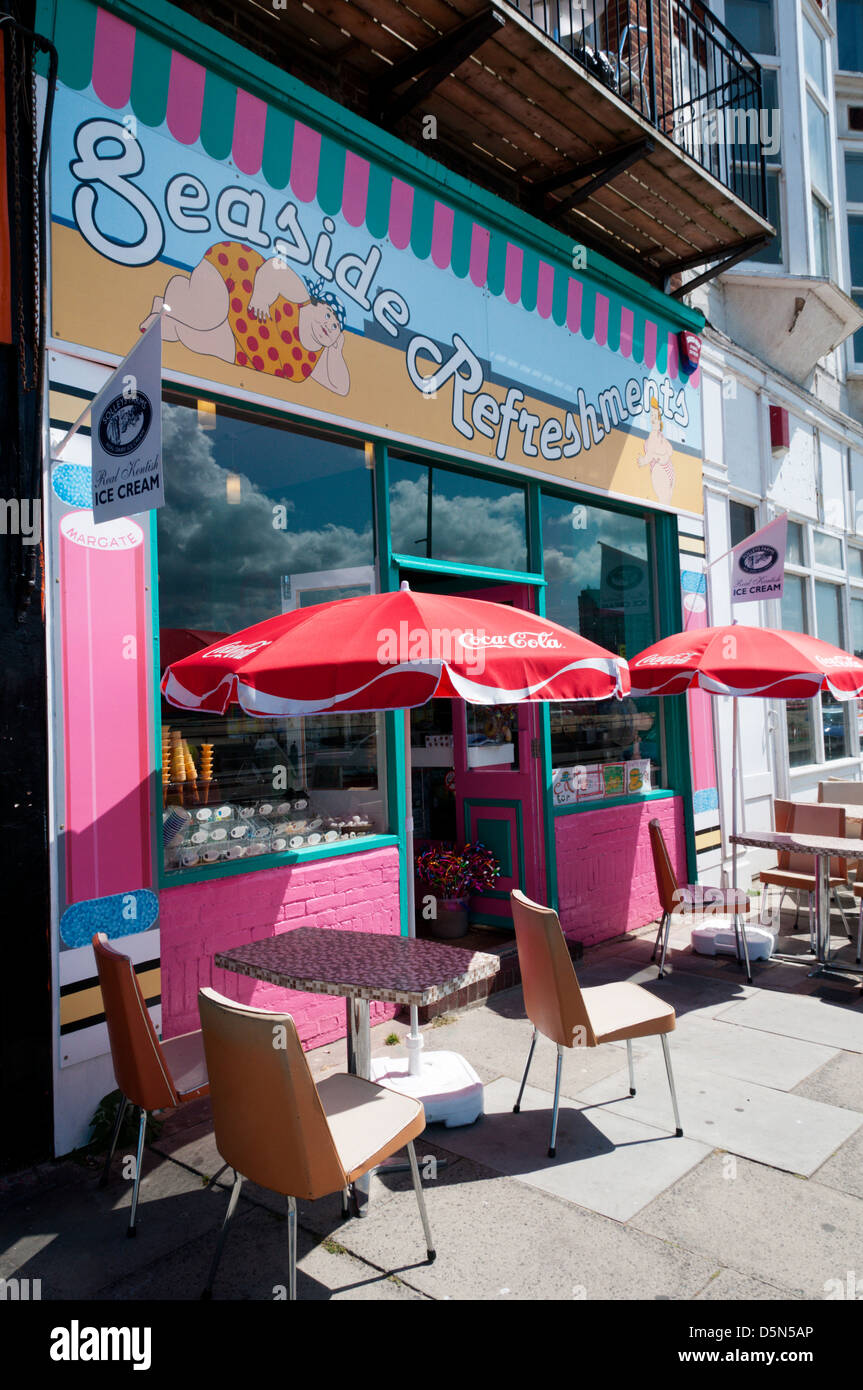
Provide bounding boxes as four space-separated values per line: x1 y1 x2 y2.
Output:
53 0 700 385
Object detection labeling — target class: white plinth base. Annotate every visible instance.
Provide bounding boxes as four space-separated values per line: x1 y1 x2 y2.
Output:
691 918 776 961
369 1050 485 1127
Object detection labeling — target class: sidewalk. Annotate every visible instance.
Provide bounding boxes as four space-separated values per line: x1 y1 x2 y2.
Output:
3 904 863 1301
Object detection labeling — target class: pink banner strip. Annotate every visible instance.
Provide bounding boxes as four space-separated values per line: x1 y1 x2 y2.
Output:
388 178 414 251
91 7 135 110
643 319 658 370
667 331 679 379
431 202 455 270
619 306 634 358
504 243 523 305
594 292 609 347
536 261 554 319
342 151 370 228
232 88 268 176
566 278 583 333
290 122 322 203
469 224 490 287
166 51 206 145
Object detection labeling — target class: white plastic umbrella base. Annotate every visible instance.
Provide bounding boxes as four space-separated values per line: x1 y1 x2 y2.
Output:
369 1049 485 1127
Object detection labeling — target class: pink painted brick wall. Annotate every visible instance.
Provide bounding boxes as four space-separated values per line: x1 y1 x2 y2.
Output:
555 797 687 947
158 847 401 1049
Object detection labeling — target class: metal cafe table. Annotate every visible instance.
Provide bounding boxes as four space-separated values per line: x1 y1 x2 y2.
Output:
214 926 501 1206
731 829 863 981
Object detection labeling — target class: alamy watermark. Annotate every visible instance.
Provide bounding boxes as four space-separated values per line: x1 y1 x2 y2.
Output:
673 106 781 159
0 497 40 545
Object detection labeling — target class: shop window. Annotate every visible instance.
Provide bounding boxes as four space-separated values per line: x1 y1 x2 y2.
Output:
729 500 757 547
723 0 776 57
813 530 843 569
388 454 529 572
786 520 805 565
158 398 385 874
838 0 863 72
781 574 816 767
541 494 662 801
816 580 852 760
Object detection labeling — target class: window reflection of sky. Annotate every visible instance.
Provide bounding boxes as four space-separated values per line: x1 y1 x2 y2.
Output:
157 401 374 633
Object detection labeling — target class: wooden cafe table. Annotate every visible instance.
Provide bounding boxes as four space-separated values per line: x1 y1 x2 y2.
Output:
731 829 863 981
215 926 501 1207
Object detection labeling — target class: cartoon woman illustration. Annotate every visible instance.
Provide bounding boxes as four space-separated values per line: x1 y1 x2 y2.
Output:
140 243 350 396
638 395 674 505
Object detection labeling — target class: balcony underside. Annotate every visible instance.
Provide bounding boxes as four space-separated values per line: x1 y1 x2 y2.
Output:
270 0 774 289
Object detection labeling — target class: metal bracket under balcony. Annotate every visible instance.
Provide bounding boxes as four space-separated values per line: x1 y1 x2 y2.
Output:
371 7 507 124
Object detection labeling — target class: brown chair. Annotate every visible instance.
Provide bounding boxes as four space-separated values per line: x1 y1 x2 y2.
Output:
510 890 682 1158
197 987 435 1300
759 801 853 947
647 818 750 978
92 932 217 1236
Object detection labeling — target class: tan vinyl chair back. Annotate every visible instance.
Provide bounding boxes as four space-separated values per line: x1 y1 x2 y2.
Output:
774 799 847 879
648 817 680 916
510 889 596 1049
820 781 863 806
93 932 179 1112
198 987 346 1201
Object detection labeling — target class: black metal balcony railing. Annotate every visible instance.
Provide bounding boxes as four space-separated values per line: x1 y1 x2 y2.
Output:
515 0 768 220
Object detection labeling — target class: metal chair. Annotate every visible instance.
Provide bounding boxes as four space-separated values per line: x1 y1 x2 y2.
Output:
761 801 853 952
647 818 749 977
198 987 435 1300
509 890 683 1159
92 932 217 1236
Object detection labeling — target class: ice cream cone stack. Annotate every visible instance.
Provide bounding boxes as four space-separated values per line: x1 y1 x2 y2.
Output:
183 740 199 805
200 743 213 805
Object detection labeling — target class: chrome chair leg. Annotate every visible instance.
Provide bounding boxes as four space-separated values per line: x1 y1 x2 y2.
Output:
651 911 667 963
286 1194 297 1301
99 1093 128 1189
857 898 863 966
833 887 853 943
202 1169 243 1299
127 1107 147 1237
657 911 672 977
548 1044 563 1159
407 1140 436 1263
513 1027 537 1114
660 1035 683 1137
626 1038 635 1095
205 1163 229 1189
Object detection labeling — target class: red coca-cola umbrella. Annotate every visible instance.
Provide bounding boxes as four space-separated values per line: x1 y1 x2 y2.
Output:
162 582 629 714
629 625 863 978
163 581 629 1093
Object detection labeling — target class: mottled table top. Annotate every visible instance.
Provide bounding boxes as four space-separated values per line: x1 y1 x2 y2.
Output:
732 830 863 856
215 926 501 1006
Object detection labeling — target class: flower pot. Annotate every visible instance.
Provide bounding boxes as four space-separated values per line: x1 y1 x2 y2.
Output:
429 896 470 939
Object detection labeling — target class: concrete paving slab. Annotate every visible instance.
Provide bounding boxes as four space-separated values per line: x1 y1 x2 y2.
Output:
694 1268 802 1300
632 1150 863 1298
406 1007 630 1092
575 1047 861 1175
671 1013 838 1090
424 1076 709 1222
792 1050 863 1113
103 1202 426 1301
0 1151 231 1300
809 1124 863 1202
716 988 863 1053
305 1148 718 1300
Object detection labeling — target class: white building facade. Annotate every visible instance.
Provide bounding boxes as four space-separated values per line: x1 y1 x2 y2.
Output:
690 0 863 890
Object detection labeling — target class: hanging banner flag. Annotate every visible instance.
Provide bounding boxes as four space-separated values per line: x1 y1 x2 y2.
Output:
730 514 787 605
90 318 163 524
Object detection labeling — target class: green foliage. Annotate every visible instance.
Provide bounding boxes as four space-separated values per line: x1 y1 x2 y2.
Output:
88 1089 164 1153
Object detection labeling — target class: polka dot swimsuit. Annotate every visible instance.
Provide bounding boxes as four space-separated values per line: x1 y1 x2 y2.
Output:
204 242 322 380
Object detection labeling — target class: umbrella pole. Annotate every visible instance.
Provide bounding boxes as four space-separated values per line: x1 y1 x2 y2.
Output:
404 709 423 1076
731 699 753 982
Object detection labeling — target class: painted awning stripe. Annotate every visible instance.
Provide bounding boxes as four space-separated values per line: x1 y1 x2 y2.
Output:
62 1 696 383
91 7 135 110
167 50 206 146
233 88 268 177
431 201 455 271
